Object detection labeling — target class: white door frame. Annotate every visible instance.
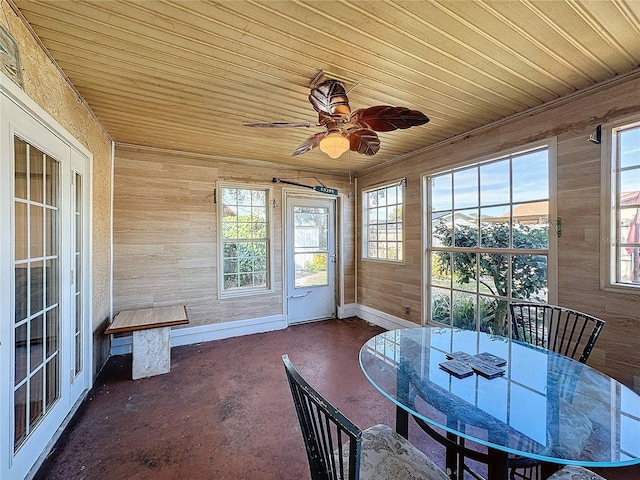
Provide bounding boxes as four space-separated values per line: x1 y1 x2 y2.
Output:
283 189 343 324
0 74 93 480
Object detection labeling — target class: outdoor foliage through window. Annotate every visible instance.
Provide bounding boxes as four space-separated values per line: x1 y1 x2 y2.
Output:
221 187 269 292
294 206 329 288
363 181 404 261
428 147 550 336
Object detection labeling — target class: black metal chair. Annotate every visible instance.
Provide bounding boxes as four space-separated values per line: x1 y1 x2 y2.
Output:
509 303 605 364
282 354 450 480
508 303 605 480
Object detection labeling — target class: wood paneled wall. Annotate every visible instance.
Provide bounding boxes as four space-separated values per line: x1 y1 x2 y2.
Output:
113 147 356 327
357 75 640 390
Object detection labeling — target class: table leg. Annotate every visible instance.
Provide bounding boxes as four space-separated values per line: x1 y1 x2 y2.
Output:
445 431 460 480
396 405 409 439
541 462 561 479
132 326 171 379
395 359 411 439
487 447 508 480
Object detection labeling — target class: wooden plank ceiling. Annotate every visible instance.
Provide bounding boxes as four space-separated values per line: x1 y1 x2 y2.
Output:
11 0 640 173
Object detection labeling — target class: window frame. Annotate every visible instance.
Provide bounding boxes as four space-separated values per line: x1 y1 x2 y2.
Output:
423 139 558 333
600 115 640 294
217 181 274 299
361 179 406 263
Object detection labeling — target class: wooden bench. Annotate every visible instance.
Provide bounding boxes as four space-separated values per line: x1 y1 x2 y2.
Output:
104 305 189 379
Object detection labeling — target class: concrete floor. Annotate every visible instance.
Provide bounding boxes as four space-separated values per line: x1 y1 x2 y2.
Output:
35 318 639 480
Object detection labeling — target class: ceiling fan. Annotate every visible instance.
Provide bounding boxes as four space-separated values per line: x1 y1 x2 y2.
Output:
243 74 430 159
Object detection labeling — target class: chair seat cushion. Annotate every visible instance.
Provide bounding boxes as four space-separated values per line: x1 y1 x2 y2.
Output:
547 465 606 480
336 424 449 480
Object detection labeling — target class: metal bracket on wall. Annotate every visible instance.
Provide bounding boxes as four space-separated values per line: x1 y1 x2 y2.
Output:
588 125 601 144
557 217 562 238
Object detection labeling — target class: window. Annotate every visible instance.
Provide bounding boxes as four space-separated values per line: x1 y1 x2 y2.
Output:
602 118 640 290
218 184 272 296
426 143 556 336
362 180 405 261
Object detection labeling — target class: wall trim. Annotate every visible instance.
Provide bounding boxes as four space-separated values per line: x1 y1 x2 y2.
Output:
109 305 419 356
353 304 420 331
110 314 286 355
338 303 359 319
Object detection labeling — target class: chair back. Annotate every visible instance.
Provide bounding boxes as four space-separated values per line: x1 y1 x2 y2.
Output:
282 354 362 480
509 303 605 363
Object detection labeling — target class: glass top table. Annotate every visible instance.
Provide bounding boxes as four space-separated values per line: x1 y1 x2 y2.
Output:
360 327 640 479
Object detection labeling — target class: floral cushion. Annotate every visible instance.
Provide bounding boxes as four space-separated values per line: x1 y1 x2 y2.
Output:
548 465 606 480
335 424 450 480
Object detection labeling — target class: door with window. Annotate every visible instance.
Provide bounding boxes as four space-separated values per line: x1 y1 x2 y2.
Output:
1 81 91 480
286 196 336 323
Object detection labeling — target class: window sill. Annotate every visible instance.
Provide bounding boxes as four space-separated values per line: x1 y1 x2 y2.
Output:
361 257 405 265
600 283 640 295
219 288 275 300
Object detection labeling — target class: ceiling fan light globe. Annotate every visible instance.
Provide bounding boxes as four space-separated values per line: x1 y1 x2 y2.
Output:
319 132 350 159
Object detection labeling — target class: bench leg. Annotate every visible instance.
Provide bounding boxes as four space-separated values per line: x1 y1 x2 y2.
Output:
132 327 171 379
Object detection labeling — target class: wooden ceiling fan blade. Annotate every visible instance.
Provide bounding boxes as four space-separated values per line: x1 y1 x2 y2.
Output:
243 121 317 128
351 106 429 132
345 128 380 156
308 79 351 119
291 131 328 157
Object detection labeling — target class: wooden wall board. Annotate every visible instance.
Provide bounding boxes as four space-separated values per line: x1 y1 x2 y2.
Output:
113 146 356 328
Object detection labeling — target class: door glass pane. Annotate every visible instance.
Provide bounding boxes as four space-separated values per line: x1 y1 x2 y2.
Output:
29 148 44 204
46 155 59 207
46 208 57 256
74 173 83 376
15 322 27 386
46 258 59 308
30 205 43 258
14 202 27 260
30 260 44 316
46 307 59 357
14 138 27 199
13 136 61 452
46 356 59 407
15 266 27 322
29 315 44 373
14 384 27 448
29 368 44 427
294 206 329 287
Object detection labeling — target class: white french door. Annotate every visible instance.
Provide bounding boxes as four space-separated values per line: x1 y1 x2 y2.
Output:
0 77 92 480
286 195 337 324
